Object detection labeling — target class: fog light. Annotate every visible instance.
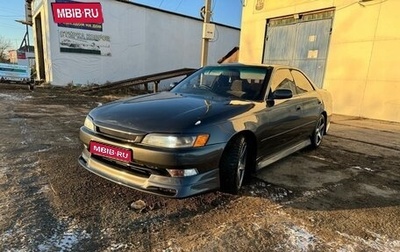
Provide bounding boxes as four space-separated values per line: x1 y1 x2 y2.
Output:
167 169 198 177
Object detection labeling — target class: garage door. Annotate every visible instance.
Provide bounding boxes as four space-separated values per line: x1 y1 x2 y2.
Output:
263 10 334 88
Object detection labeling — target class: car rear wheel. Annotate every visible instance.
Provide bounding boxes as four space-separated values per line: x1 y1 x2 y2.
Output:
219 135 248 194
311 114 326 148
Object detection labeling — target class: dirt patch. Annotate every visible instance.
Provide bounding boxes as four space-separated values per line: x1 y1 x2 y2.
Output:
0 84 399 251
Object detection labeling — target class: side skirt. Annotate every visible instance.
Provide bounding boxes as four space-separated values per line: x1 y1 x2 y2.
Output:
256 139 311 170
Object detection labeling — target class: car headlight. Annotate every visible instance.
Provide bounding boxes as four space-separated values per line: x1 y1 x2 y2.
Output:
142 134 209 148
84 116 95 131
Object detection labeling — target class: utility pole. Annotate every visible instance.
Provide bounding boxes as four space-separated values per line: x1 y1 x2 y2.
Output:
200 0 211 67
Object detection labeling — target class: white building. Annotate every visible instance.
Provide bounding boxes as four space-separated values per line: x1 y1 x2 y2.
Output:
30 0 240 86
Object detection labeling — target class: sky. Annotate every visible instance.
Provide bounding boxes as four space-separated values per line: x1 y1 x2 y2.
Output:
0 0 242 50
0 0 30 48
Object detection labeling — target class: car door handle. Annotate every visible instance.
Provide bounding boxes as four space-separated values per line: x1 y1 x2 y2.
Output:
296 106 301 111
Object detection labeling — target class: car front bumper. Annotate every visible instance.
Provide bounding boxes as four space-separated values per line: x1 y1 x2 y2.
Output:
79 127 225 198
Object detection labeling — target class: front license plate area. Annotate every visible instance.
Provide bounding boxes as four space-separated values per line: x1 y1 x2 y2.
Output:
89 141 132 162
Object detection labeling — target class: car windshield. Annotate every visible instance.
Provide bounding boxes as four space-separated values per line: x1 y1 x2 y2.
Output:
171 65 272 101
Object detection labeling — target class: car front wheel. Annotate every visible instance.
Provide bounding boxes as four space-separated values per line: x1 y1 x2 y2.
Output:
219 135 248 194
311 114 326 148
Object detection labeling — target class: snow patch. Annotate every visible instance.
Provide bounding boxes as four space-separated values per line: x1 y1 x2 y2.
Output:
351 166 374 172
64 136 73 142
275 223 317 251
302 188 328 198
38 218 91 252
107 243 130 251
35 147 53 153
337 230 400 252
0 93 25 101
38 184 51 194
100 228 135 251
307 155 326 161
23 160 40 169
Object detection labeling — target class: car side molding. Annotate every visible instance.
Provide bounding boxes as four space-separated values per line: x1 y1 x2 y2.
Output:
256 139 311 170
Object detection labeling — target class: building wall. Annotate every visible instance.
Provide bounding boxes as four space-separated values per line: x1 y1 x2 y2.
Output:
239 0 400 122
9 51 18 64
9 50 35 67
32 0 53 82
31 0 240 86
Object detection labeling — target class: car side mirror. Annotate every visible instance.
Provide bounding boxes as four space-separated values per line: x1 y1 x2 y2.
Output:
272 89 293 99
266 89 293 107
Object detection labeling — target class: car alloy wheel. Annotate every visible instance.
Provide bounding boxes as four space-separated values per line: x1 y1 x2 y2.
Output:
220 135 248 194
236 140 247 189
311 114 326 148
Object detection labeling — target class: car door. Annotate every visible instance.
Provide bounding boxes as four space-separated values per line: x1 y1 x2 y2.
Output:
256 68 304 160
290 69 323 138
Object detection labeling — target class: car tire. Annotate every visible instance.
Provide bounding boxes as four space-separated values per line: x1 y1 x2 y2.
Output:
219 135 248 194
311 114 326 149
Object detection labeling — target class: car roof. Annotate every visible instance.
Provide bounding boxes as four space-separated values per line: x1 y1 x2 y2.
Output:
210 63 302 71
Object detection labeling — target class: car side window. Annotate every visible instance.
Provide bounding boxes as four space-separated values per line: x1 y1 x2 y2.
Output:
291 70 315 94
270 69 296 95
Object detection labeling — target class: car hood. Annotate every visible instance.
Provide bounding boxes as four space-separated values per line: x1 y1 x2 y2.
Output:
89 92 255 133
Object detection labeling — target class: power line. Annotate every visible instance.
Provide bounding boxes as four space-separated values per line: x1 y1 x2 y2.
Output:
159 0 165 7
336 0 389 11
0 14 22 19
0 9 21 15
0 23 23 29
175 0 183 11
212 0 217 12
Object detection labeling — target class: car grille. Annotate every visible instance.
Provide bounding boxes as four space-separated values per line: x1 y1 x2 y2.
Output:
93 155 170 177
96 126 144 143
